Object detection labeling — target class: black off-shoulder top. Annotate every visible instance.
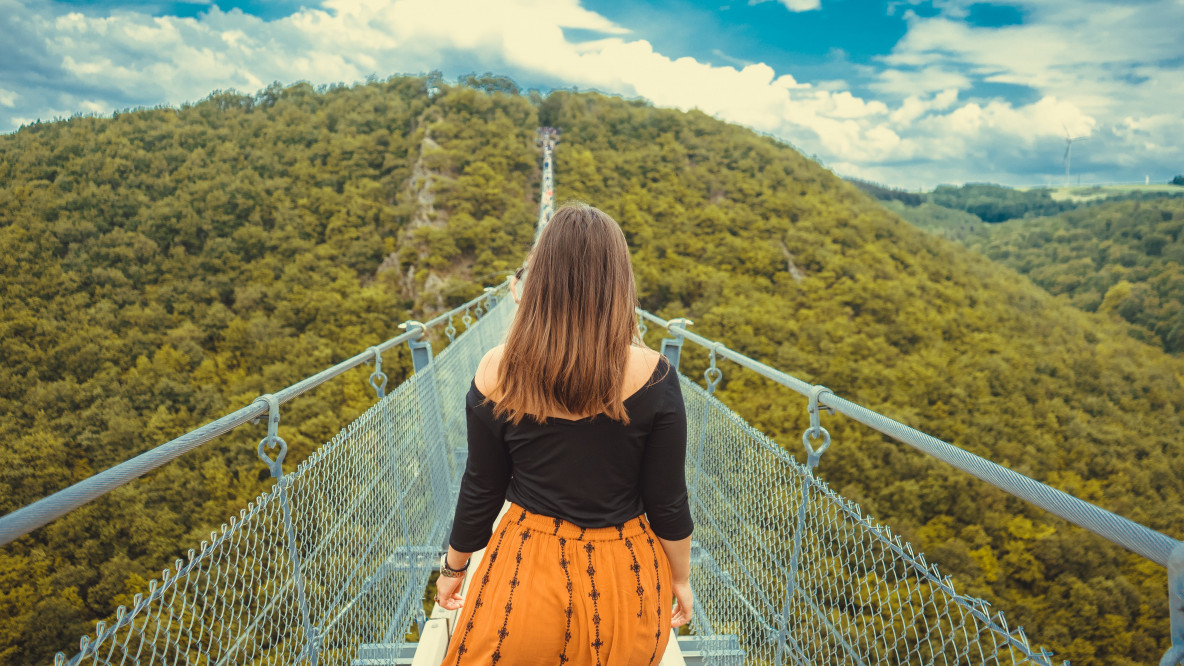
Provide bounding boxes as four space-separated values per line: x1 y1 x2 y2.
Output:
448 354 695 552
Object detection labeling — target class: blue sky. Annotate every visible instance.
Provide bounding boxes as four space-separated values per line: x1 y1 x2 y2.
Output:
3 0 1181 189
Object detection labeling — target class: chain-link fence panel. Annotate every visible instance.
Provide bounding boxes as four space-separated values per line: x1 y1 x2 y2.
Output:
681 374 1055 665
55 292 517 666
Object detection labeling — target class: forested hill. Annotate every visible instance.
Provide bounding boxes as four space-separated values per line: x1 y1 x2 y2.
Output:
853 178 1184 225
913 197 1184 355
1 76 1182 665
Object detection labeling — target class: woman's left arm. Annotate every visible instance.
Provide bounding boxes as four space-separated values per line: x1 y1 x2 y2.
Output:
435 547 475 610
449 404 511 551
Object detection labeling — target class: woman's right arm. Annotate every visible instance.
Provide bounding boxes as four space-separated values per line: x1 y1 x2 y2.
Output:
657 535 693 627
640 357 694 626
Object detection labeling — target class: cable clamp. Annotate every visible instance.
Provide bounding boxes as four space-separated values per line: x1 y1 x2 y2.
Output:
398 320 427 337
806 384 834 436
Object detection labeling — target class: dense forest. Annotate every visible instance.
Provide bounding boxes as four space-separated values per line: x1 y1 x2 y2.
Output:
1 76 1183 665
903 198 1184 355
929 183 1077 222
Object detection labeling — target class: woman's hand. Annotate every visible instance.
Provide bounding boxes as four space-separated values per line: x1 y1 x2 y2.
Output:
670 579 693 628
435 573 466 611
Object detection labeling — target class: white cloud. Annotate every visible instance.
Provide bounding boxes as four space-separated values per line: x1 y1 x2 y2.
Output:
749 0 821 12
889 89 958 125
0 0 1179 188
872 68 971 96
711 48 754 68
882 1 1184 117
79 100 108 114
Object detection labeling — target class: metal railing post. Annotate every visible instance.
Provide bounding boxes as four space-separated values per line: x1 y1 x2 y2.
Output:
1163 543 1184 666
689 344 723 505
402 321 452 530
660 318 693 370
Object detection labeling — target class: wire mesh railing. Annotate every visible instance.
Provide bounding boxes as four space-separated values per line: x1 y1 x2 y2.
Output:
50 288 516 666
642 309 1182 666
680 373 1055 665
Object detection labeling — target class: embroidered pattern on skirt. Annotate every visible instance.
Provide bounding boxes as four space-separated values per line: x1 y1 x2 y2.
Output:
559 536 574 664
643 532 663 666
584 541 603 666
441 503 672 666
491 529 531 664
624 537 644 618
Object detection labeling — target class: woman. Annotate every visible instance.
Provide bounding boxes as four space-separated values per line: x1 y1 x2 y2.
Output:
434 203 694 665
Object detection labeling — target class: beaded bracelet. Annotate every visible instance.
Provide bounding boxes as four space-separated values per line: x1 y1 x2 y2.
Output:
439 554 470 579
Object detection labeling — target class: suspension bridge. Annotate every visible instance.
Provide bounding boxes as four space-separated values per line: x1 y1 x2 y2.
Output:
1 127 1182 666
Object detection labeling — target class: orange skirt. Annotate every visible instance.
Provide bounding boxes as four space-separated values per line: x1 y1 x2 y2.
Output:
441 502 674 665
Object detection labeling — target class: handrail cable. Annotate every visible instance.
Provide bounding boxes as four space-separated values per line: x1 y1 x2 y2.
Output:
637 309 1181 566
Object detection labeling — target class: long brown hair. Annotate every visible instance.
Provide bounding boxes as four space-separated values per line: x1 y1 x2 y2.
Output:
486 203 649 426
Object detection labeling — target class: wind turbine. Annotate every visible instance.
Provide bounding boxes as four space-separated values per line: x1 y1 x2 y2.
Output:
1062 122 1089 188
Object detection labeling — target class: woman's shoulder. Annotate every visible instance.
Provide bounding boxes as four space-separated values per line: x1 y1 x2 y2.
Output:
472 344 668 401
474 344 506 398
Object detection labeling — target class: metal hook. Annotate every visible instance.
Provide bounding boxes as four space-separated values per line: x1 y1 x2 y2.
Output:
252 393 287 478
704 342 724 394
366 346 388 399
801 427 831 471
665 317 693 334
445 315 457 342
801 384 834 471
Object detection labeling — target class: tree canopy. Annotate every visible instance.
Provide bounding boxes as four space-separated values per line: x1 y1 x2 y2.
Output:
906 197 1184 354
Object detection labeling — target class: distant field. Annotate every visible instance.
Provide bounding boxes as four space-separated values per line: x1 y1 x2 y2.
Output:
1018 183 1184 202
